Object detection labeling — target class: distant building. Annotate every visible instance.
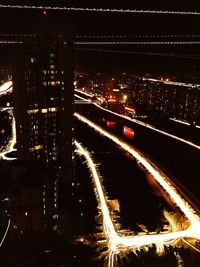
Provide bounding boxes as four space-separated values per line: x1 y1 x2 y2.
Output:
132 78 200 124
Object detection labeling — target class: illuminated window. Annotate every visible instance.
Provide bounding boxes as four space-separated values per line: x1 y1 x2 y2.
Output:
51 81 56 86
30 58 36 63
41 108 48 113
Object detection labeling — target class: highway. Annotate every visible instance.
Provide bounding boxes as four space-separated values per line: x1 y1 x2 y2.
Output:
75 113 200 266
142 77 200 89
75 89 200 150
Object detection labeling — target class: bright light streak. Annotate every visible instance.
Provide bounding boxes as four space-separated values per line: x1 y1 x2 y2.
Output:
75 113 200 253
1 5 200 15
75 141 117 243
0 219 10 247
143 77 200 88
75 89 94 97
0 81 13 96
0 108 17 160
169 118 200 129
74 94 91 102
0 41 22 44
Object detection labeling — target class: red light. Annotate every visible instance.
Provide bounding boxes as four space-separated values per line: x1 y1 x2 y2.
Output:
43 10 48 16
123 126 134 139
106 121 115 128
125 106 135 113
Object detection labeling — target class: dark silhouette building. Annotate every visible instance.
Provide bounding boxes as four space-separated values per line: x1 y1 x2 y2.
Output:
12 35 74 233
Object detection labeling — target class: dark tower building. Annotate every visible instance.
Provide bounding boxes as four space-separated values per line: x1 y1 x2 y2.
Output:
12 35 74 229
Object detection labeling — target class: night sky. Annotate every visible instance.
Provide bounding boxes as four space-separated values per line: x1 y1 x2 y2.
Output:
1 1 200 75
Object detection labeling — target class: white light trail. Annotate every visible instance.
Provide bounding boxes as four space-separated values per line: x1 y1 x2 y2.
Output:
75 141 117 240
169 118 200 129
0 81 13 96
75 113 200 255
75 89 93 97
0 108 17 160
143 77 200 88
74 94 91 102
0 41 22 45
0 219 10 247
0 4 200 15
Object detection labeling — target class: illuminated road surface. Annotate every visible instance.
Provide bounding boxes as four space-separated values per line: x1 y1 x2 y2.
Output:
75 113 200 266
74 90 200 151
0 108 17 160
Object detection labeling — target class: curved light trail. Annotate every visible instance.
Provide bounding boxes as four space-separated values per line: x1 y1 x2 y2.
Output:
75 113 200 260
0 81 13 96
0 108 17 160
0 219 10 247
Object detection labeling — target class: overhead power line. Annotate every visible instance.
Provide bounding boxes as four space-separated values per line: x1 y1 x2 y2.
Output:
0 4 200 15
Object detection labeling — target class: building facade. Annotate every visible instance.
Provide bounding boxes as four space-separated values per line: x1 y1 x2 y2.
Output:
12 35 74 229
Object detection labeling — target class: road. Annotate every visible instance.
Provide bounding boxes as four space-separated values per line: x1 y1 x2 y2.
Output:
75 90 200 206
75 112 200 266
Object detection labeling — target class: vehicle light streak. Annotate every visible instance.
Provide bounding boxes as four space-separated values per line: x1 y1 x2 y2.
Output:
169 118 200 129
143 77 200 88
74 94 91 102
0 108 17 160
75 89 93 97
74 113 200 260
0 81 13 96
0 219 10 247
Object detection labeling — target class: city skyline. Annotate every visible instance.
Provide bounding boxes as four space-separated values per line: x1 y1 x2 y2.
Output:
0 2 200 267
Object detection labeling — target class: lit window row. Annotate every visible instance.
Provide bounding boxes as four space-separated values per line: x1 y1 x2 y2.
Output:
29 144 43 152
27 107 58 114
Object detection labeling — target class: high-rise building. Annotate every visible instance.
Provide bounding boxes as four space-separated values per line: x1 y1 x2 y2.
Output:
13 35 74 220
